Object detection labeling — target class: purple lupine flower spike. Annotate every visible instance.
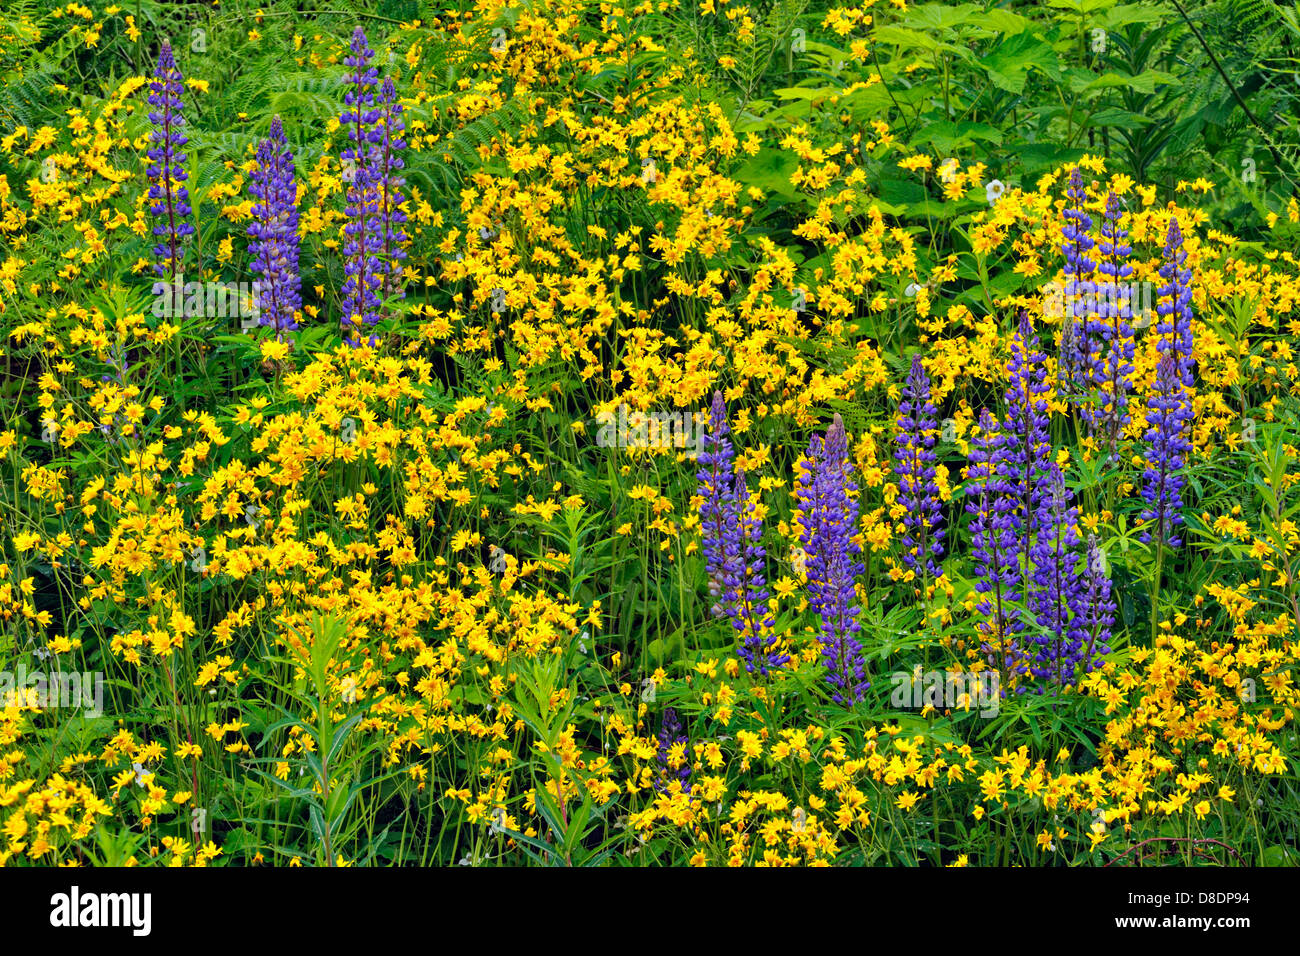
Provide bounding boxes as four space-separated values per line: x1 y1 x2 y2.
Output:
696 392 786 675
697 390 736 617
340 162 384 345
655 708 691 794
1091 192 1136 452
146 41 194 282
1139 354 1193 548
1059 167 1096 400
1005 311 1053 599
375 75 408 304
340 26 382 172
966 409 1024 689
1140 219 1196 548
796 414 868 704
248 116 302 336
339 27 384 345
1156 218 1195 387
729 468 785 675
893 355 945 588
1028 465 1087 691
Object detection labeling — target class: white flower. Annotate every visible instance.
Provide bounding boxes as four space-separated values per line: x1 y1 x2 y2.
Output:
985 179 1006 204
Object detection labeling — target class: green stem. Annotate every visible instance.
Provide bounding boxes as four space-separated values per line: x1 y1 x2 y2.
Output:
1149 544 1164 647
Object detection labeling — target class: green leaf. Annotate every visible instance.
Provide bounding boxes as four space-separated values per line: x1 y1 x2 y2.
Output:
1015 143 1088 174
1081 107 1155 130
911 121 1005 153
1070 70 1176 95
1261 844 1295 866
733 147 802 202
981 32 1063 94
1048 0 1119 13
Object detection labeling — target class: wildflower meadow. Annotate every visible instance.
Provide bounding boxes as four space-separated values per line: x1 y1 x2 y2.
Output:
1 0 1299 895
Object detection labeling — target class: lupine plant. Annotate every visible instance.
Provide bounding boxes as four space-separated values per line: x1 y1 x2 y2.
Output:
655 708 691 794
146 40 193 283
893 355 945 594
248 116 302 336
966 409 1025 690
1004 312 1054 601
1141 219 1196 639
794 414 868 704
1028 466 1087 690
1059 166 1096 399
696 391 786 675
374 76 408 303
339 27 385 344
1091 192 1137 455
